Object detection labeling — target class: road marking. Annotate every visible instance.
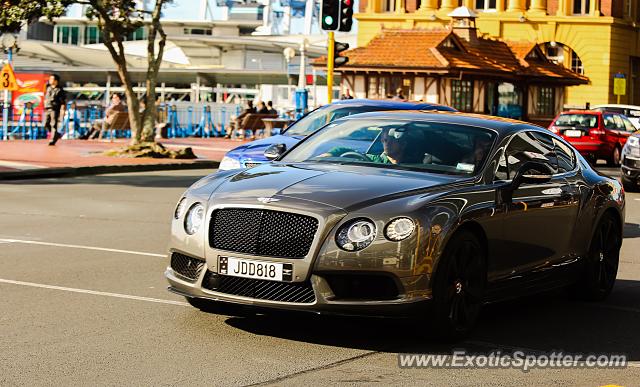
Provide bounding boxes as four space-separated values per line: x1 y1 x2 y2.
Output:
0 238 165 257
0 278 189 307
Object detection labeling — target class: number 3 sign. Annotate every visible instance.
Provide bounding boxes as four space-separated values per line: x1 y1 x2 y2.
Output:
0 64 18 91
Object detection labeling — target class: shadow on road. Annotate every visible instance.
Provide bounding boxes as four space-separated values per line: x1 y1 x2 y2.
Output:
625 223 640 239
222 279 640 358
0 173 207 188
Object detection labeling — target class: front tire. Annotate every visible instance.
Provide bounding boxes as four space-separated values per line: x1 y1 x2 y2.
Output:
431 230 486 341
571 213 621 301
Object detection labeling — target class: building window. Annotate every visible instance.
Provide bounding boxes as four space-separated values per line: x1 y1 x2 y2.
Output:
571 51 584 74
572 0 591 15
127 27 147 41
183 28 213 36
537 87 555 117
55 25 79 45
451 80 473 112
84 26 103 44
382 0 395 12
475 0 497 11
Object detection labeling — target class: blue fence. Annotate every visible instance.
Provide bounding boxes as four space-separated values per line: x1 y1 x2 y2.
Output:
0 102 241 140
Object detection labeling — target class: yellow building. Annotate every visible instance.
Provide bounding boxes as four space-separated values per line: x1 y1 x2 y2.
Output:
356 0 640 107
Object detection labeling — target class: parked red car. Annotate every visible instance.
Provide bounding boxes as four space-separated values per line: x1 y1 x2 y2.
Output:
549 110 636 166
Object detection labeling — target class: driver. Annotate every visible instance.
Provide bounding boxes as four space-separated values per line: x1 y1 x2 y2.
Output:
319 126 424 164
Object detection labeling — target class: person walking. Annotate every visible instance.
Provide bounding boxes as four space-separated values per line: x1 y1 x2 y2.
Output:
44 74 66 146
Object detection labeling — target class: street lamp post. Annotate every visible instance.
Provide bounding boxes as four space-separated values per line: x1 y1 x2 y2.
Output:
1 33 18 141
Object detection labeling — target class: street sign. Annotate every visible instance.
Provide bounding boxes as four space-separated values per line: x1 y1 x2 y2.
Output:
0 63 18 91
613 73 626 96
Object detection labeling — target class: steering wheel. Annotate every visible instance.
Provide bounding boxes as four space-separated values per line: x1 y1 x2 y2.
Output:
339 151 369 161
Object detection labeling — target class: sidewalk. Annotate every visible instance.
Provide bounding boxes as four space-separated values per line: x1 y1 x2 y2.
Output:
0 138 245 179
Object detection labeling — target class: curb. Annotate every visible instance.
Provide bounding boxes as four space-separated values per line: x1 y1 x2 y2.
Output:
0 160 220 181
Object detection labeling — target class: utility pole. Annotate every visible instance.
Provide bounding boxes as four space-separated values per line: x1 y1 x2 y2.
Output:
327 31 334 103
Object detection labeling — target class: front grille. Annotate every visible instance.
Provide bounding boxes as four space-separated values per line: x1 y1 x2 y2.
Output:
209 208 318 258
202 271 316 303
170 252 205 282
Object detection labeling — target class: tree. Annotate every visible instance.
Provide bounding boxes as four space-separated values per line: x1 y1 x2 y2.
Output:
0 0 172 145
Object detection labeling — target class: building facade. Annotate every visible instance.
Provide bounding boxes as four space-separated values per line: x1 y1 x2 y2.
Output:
356 0 640 107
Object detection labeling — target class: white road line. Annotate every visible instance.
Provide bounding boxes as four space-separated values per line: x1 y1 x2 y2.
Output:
0 278 189 307
0 238 165 258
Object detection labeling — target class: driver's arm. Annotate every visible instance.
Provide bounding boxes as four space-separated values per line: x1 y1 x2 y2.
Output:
317 146 356 158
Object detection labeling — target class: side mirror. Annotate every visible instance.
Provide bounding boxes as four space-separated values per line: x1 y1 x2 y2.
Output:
499 161 553 204
264 143 287 161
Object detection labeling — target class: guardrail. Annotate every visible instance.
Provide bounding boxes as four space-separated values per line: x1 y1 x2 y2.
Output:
0 102 243 140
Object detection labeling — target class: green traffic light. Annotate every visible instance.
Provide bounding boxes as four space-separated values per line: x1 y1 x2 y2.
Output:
324 15 333 26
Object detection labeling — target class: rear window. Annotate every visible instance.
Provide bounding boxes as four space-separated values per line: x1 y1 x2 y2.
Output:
553 114 598 128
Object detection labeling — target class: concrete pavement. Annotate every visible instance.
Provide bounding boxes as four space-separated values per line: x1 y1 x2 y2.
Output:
0 169 639 386
0 138 244 179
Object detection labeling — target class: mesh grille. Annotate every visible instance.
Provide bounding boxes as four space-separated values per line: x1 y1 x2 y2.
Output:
170 252 205 282
209 208 318 258
202 271 316 304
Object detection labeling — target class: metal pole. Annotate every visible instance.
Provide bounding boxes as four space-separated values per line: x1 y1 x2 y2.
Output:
2 47 13 141
327 31 335 103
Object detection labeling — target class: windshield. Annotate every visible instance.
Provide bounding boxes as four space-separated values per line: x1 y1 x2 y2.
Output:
285 105 405 137
282 119 496 175
553 114 598 128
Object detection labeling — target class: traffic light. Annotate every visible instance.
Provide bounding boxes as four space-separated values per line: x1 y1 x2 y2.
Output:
321 0 340 31
334 41 349 67
338 0 354 32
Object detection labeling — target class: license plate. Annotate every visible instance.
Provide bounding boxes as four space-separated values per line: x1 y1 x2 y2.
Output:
219 256 293 282
565 130 583 137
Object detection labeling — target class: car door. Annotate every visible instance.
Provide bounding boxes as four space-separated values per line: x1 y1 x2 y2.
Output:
494 131 579 278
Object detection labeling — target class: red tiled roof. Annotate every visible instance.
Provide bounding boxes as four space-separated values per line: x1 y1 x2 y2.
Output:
313 28 588 84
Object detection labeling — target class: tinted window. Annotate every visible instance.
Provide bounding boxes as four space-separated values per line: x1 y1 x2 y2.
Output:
496 131 557 181
282 119 496 176
553 138 576 173
621 115 636 132
553 113 598 128
285 105 417 137
603 114 618 130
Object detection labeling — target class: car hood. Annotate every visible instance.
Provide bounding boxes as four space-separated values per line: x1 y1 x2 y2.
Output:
226 134 302 162
209 162 469 211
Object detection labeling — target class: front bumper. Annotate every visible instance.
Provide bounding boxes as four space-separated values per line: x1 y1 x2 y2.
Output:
165 262 431 318
622 155 640 182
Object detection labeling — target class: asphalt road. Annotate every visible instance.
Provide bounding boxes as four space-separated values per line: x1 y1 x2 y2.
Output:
1 168 639 386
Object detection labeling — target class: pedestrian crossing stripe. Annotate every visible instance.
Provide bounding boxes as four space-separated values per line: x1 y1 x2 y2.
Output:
0 63 18 91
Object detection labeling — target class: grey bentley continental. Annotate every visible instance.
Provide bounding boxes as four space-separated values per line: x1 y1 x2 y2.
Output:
166 111 625 338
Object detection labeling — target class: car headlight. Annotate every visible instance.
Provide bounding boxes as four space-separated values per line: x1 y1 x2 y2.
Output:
184 203 205 235
219 156 241 171
627 136 640 148
384 217 415 241
174 197 187 219
336 218 376 251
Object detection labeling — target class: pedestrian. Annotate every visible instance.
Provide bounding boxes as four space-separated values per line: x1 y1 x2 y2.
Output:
44 74 66 146
341 89 354 100
266 101 278 115
226 100 256 139
256 101 269 114
80 93 125 140
393 88 406 101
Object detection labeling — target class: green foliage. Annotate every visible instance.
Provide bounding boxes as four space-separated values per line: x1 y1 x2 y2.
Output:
0 1 73 33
